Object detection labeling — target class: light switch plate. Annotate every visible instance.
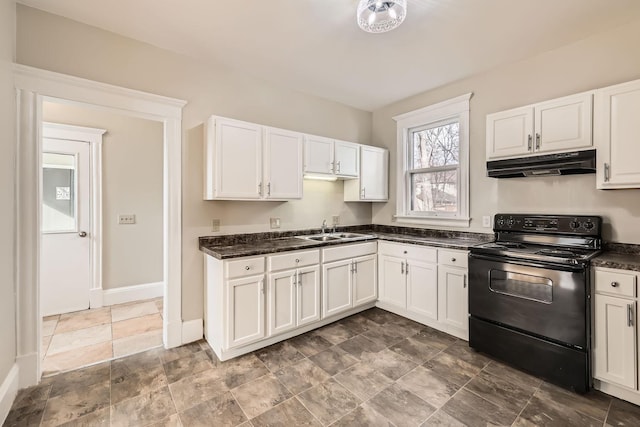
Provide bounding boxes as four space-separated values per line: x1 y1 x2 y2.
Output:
482 215 492 228
270 217 281 229
212 219 220 232
118 214 136 225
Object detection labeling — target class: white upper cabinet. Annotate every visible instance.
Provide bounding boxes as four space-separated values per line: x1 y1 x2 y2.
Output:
344 145 389 202
304 135 360 179
595 78 640 189
486 92 593 160
204 116 303 200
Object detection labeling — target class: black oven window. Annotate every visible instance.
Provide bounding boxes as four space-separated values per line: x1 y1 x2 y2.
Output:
489 270 553 304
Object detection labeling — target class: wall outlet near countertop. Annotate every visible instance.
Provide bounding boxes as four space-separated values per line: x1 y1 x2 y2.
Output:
332 215 340 225
270 217 281 229
118 214 136 224
482 215 492 228
212 219 220 232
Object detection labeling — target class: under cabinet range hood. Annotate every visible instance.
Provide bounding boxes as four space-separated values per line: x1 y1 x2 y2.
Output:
487 149 596 178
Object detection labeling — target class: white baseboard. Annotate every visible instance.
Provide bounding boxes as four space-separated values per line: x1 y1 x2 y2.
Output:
164 320 183 349
89 288 104 308
0 364 19 426
182 319 203 345
16 352 38 389
102 282 164 306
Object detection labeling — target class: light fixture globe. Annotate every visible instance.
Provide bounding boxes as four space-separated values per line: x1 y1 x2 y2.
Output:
357 0 407 33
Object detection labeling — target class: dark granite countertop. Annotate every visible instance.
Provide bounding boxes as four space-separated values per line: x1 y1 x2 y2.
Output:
199 225 492 260
592 243 640 272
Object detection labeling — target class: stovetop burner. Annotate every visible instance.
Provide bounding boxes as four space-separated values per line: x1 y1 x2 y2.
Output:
535 248 580 258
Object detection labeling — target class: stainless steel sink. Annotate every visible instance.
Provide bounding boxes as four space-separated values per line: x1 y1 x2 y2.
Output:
330 232 370 239
296 232 374 242
305 235 341 242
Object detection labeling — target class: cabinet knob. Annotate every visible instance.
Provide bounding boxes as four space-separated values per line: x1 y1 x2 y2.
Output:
245 266 250 271
611 281 619 288
403 250 407 254
451 258 456 262
295 259 300 263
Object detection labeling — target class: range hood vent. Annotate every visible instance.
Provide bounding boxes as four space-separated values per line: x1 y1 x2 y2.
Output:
487 149 596 178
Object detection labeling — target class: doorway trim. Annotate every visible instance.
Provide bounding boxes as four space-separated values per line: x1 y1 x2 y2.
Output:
43 122 106 309
14 64 186 388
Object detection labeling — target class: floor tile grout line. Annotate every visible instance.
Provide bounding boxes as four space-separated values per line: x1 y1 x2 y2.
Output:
603 397 613 427
510 378 543 426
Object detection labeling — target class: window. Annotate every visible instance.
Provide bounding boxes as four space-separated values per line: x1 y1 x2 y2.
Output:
393 93 471 227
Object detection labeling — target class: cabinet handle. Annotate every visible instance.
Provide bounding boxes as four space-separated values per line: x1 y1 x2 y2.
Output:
336 161 341 173
611 281 619 288
401 261 404 274
464 275 467 288
604 163 610 182
628 303 634 327
354 261 358 274
451 258 456 262
298 271 302 286
329 161 334 173
361 187 366 199
267 182 271 196
527 134 532 151
405 262 409 275
535 133 541 150
258 182 262 196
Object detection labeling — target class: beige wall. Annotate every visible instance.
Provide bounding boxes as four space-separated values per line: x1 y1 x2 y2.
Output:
372 17 640 244
16 6 373 321
42 101 163 289
0 1 16 385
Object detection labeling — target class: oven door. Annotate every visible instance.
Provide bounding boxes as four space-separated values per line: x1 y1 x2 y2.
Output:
468 253 588 348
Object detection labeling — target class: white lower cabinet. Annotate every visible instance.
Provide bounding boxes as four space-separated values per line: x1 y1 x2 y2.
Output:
322 242 378 319
593 267 640 404
377 242 468 340
227 274 266 348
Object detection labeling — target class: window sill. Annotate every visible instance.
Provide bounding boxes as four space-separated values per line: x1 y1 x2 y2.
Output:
393 215 471 228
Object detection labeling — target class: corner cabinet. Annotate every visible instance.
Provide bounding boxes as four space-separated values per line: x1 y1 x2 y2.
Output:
595 78 640 189
344 145 389 202
486 92 593 161
303 135 360 179
204 116 303 200
593 267 640 404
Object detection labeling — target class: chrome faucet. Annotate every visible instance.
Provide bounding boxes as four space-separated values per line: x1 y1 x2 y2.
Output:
321 219 327 234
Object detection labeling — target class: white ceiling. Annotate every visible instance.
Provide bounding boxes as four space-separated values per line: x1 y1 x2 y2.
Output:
17 0 640 111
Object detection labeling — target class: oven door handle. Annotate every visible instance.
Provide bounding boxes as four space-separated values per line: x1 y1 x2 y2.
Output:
468 252 585 273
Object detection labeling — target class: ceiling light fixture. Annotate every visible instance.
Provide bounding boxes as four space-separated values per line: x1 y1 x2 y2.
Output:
357 0 407 33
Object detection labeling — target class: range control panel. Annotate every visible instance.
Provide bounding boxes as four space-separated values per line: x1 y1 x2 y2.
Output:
493 214 602 236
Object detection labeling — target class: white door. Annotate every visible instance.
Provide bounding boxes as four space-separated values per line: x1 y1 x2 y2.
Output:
406 260 438 322
214 117 262 199
304 135 334 175
360 146 388 201
263 127 303 199
593 294 637 389
41 138 91 316
226 275 265 349
322 259 353 318
486 106 533 160
378 254 406 308
268 270 297 336
334 140 360 177
534 92 593 154
438 266 468 332
353 255 377 306
297 265 320 327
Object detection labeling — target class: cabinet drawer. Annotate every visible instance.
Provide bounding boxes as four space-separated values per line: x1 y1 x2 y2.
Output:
595 269 636 298
226 256 265 279
323 242 377 263
268 249 319 271
378 241 437 263
438 249 469 268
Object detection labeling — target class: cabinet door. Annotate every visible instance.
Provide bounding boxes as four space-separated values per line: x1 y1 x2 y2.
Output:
268 270 297 336
322 259 353 318
264 127 303 199
593 294 637 389
360 146 388 201
534 92 592 154
227 275 265 348
378 254 406 308
486 106 533 160
595 79 640 189
297 265 321 327
334 140 360 177
437 266 468 333
353 255 377 306
304 135 334 175
407 260 438 322
214 118 263 199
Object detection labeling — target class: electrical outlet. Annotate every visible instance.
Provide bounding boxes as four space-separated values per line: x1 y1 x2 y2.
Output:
482 215 492 228
332 215 340 225
212 219 220 232
391 215 397 222
270 217 281 229
118 214 136 224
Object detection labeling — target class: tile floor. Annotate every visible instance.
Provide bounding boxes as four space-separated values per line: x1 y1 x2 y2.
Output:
41 298 164 376
8 307 640 426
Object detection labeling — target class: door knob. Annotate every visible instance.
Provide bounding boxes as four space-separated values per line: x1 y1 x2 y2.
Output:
78 231 87 237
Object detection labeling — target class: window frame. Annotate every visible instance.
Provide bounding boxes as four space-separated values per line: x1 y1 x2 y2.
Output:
393 93 472 227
